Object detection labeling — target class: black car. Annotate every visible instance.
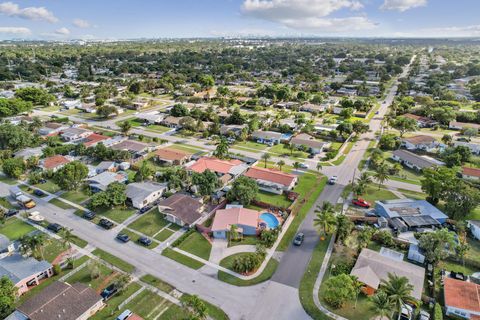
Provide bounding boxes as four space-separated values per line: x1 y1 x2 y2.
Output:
116 233 130 243
33 189 45 197
83 211 96 220
39 179 47 184
99 218 114 229
293 232 305 246
47 223 63 233
5 209 18 217
139 206 151 214
100 283 118 300
138 236 152 246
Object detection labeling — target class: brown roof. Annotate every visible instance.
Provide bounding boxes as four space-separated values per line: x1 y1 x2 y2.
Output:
463 166 480 178
158 193 203 225
444 278 480 313
163 116 183 125
291 133 328 149
111 140 148 153
403 113 435 123
402 135 436 145
44 122 63 129
41 155 71 170
17 281 102 320
155 147 191 161
244 167 297 187
83 133 109 147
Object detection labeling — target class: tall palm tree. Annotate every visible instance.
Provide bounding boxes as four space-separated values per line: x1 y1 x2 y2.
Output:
370 291 395 320
374 163 390 190
355 172 372 195
261 153 270 168
313 202 336 237
293 162 301 171
380 273 415 314
277 160 285 171
316 162 323 172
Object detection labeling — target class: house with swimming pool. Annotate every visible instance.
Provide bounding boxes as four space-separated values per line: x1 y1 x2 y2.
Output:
211 206 280 239
244 167 298 195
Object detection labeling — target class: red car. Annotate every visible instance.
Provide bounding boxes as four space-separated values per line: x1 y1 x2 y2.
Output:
352 198 371 208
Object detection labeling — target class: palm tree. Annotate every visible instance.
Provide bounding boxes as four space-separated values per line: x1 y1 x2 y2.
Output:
336 214 353 245
261 153 270 168
354 172 372 195
288 142 295 155
293 161 301 171
374 162 390 190
380 273 415 314
370 291 395 320
277 160 285 171
60 228 74 259
316 162 323 172
119 120 132 136
313 202 336 238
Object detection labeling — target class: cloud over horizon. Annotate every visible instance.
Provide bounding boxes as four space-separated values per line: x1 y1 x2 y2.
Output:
0 1 58 23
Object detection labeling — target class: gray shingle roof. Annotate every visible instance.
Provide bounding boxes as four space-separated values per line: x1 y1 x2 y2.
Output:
0 254 51 284
126 182 167 204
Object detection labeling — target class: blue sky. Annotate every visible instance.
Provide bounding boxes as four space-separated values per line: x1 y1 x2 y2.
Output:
0 0 478 39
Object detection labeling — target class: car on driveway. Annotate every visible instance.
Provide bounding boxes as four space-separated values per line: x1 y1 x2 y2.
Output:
352 198 371 208
139 206 151 214
116 233 130 243
99 218 114 229
101 283 118 300
399 304 413 320
293 233 305 246
138 236 152 246
5 209 18 217
47 223 63 233
33 189 45 197
328 176 338 185
83 211 96 220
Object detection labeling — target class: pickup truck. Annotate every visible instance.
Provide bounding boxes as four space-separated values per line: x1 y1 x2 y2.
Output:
10 186 36 209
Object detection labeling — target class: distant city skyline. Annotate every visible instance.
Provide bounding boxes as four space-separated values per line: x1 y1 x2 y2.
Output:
0 0 479 40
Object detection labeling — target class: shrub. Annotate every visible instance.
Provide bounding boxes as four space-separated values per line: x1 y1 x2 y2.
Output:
330 261 353 276
260 228 279 247
323 274 356 309
52 264 61 275
434 303 443 320
172 229 195 247
232 253 261 274
374 230 396 248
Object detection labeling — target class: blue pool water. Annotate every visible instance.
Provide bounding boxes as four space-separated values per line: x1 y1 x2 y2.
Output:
260 213 280 229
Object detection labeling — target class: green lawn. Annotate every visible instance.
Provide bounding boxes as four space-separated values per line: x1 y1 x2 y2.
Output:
0 175 18 185
217 257 279 286
90 283 142 320
34 180 61 194
160 304 191 320
228 235 259 247
233 141 268 151
96 206 136 224
120 228 159 249
140 274 175 293
145 124 172 133
219 252 253 272
60 189 90 204
0 217 35 240
19 184 48 198
48 198 75 210
162 248 204 270
43 239 68 263
177 232 212 260
128 208 169 236
0 197 13 209
92 248 135 273
256 190 292 209
268 143 310 160
181 294 230 320
299 236 331 320
359 184 398 204
119 289 172 320
154 228 175 242
66 262 116 290
115 117 144 127
465 207 480 220
169 143 205 154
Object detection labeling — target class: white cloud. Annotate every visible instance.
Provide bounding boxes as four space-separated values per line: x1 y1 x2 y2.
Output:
0 26 30 34
73 18 90 28
380 0 427 12
0 2 58 22
55 27 70 35
241 0 375 33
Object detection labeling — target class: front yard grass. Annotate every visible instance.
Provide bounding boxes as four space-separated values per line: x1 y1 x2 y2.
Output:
120 228 159 249
169 143 205 154
154 228 174 242
217 256 279 286
360 184 398 204
145 124 171 133
0 175 18 185
0 197 13 209
90 282 142 320
181 294 230 320
43 239 67 263
256 190 292 209
48 198 75 210
268 143 310 160
0 217 35 240
33 180 61 194
96 206 136 224
228 235 259 247
233 141 268 151
176 232 212 260
128 208 169 236
60 189 90 204
119 289 172 320
162 248 204 270
140 274 175 293
19 184 48 198
66 262 116 290
92 248 135 273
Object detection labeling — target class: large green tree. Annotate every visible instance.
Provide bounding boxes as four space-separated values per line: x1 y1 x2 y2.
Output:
2 157 26 178
391 116 418 137
191 170 220 196
323 274 357 309
0 276 16 319
227 176 258 205
53 161 88 191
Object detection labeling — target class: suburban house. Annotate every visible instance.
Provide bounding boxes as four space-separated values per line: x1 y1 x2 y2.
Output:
158 193 204 227
38 122 67 136
130 100 149 110
444 277 480 319
449 121 480 131
290 133 330 154
244 166 298 195
155 148 192 165
60 127 93 142
10 281 104 320
350 248 425 299
454 141 480 155
0 253 53 295
211 207 260 239
110 140 151 161
403 113 437 128
126 182 168 209
401 135 437 151
87 171 128 192
467 220 480 241
137 112 165 124
82 133 110 148
220 124 247 136
95 161 116 174
251 130 283 145
391 149 445 171
300 103 326 113
162 116 183 129
462 167 480 180
187 157 248 183
14 147 43 160
375 199 448 233
38 155 72 172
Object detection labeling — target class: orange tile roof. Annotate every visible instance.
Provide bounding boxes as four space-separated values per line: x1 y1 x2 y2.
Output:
211 207 260 232
155 148 190 161
188 157 243 174
83 133 109 147
463 166 480 178
42 155 70 170
444 278 480 313
244 167 297 186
